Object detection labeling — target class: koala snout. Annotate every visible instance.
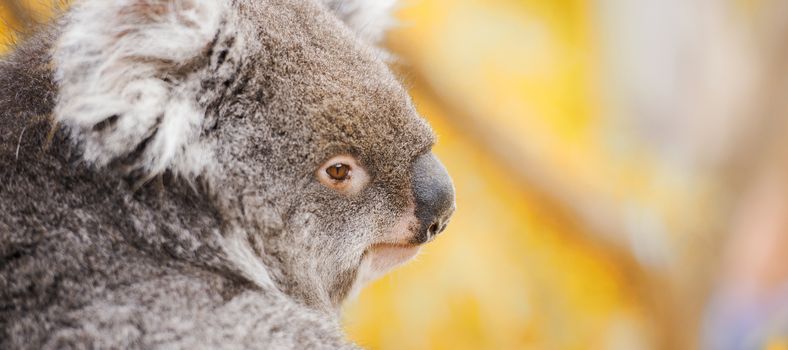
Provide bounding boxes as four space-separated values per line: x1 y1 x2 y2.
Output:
412 153 455 244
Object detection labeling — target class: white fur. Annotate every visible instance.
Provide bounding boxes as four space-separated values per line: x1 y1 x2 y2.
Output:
323 0 399 44
222 227 275 288
54 0 225 176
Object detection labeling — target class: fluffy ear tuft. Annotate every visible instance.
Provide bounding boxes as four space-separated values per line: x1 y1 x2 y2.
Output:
322 0 399 45
54 0 225 178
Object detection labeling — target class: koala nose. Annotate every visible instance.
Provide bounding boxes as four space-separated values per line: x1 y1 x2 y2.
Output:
412 153 455 244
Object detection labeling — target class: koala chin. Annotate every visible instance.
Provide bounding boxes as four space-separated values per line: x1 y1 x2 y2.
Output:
0 0 454 348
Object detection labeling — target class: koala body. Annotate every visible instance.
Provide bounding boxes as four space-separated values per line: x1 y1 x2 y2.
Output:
0 0 454 348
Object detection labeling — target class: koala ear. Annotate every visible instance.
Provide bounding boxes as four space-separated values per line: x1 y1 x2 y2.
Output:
322 0 399 45
54 0 225 178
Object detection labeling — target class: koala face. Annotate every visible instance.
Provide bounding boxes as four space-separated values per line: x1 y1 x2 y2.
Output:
53 0 454 310
211 2 456 308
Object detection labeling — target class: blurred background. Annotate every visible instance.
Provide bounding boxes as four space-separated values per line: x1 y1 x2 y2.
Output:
2 0 788 349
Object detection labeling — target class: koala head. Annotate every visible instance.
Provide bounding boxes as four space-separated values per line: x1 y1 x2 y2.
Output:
53 0 454 310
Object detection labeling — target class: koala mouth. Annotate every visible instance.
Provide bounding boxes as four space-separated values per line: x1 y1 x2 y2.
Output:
355 208 424 285
367 242 421 264
369 242 420 252
357 242 421 285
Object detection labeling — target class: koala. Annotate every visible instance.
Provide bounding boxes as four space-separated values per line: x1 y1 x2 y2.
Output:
0 0 455 348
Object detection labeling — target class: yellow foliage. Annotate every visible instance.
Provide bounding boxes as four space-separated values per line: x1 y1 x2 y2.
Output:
0 1 65 53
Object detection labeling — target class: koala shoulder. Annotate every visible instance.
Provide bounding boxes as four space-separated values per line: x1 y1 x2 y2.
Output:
41 273 359 349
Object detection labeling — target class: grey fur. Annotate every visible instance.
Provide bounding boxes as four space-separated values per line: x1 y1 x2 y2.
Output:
0 0 450 348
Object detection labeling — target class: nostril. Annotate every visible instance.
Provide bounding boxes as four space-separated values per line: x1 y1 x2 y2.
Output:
428 223 439 236
425 219 450 241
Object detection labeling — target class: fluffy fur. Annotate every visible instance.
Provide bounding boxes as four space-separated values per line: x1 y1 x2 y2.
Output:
322 0 399 44
0 0 452 348
54 0 226 178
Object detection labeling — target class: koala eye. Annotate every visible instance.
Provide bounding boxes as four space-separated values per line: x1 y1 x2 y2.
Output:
326 163 351 180
317 155 369 195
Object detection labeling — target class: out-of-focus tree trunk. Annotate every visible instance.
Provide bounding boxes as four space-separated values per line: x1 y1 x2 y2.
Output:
597 0 788 348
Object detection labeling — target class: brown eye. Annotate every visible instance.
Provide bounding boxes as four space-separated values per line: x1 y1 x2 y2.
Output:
317 155 368 194
326 163 350 180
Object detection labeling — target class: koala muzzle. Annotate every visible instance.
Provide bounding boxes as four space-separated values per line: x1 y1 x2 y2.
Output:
412 153 455 244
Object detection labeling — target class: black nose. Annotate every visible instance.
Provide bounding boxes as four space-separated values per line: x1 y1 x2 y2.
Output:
412 153 455 244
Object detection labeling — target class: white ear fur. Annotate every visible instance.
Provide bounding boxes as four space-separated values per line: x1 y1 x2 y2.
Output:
54 0 225 178
322 0 399 45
